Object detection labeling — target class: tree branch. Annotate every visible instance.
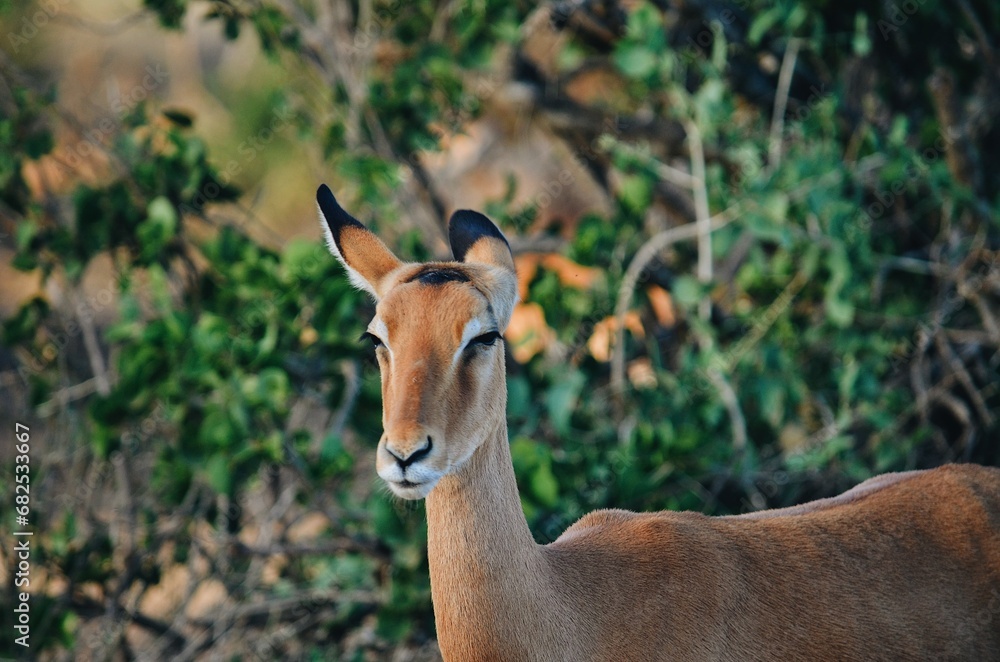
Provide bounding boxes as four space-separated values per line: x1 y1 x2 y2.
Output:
610 211 735 401
768 38 801 172
684 120 713 322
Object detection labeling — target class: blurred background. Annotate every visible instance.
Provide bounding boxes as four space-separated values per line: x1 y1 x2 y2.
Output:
1 0 998 659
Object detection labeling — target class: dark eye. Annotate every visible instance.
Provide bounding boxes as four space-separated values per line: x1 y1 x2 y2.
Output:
468 331 501 348
360 332 384 349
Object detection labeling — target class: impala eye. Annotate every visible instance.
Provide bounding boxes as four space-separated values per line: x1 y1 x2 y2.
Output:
469 331 501 348
360 331 384 349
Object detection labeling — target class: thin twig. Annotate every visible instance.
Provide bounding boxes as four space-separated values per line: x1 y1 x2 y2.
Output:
77 306 111 396
935 332 994 426
50 10 149 35
109 451 140 616
968 290 1000 343
189 589 380 625
430 0 464 41
329 359 362 439
942 328 999 346
72 597 190 652
910 326 933 422
878 255 949 277
706 367 747 452
233 538 387 559
507 235 570 254
603 138 697 189
868 372 962 449
684 120 713 324
956 0 996 69
35 378 99 417
930 389 972 451
768 38 801 172
610 211 735 399
715 270 808 373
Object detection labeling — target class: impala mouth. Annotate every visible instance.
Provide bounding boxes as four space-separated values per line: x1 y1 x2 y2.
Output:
385 476 439 500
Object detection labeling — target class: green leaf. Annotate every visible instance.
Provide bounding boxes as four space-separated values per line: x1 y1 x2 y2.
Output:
224 16 240 40
15 219 38 251
320 433 354 476
838 355 859 412
618 173 652 213
825 295 855 327
24 127 54 159
671 275 702 307
162 108 194 127
758 380 786 428
256 318 279 359
824 245 855 327
853 13 872 57
506 377 534 432
544 370 585 436
281 239 324 280
323 554 377 589
786 5 808 32
204 454 231 494
710 23 727 70
801 243 822 278
748 7 782 45
694 79 726 123
761 192 789 224
139 197 178 260
146 264 174 314
257 367 290 411
530 461 559 507
2 297 49 344
199 406 234 451
889 116 908 147
615 44 657 79
11 251 39 272
144 0 187 29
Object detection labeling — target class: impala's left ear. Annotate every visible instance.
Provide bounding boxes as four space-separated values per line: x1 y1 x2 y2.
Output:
449 210 519 329
317 184 402 299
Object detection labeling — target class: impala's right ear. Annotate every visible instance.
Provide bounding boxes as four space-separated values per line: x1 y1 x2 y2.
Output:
449 209 519 329
317 184 402 299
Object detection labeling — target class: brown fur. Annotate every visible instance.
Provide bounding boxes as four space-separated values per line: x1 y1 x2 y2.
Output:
319 201 1000 661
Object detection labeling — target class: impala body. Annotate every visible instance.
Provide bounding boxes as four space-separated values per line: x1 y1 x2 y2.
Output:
317 184 1000 661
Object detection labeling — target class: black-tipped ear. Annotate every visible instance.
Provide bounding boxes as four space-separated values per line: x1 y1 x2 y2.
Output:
316 183 402 299
448 210 518 327
317 184 365 253
449 210 511 264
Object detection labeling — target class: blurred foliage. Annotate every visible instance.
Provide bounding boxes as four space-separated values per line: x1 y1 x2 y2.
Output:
1 0 999 658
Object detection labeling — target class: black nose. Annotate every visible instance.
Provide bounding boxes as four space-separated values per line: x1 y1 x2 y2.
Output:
387 436 433 468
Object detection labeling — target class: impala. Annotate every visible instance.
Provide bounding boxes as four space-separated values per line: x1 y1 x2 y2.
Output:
316 184 1000 661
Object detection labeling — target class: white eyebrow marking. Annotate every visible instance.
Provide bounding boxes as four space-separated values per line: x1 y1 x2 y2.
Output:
452 318 483 365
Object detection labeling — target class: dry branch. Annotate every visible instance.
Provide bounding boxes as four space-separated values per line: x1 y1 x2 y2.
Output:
684 120 713 322
768 38 801 172
610 211 735 398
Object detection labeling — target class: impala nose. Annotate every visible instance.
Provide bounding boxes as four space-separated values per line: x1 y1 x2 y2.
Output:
386 436 433 469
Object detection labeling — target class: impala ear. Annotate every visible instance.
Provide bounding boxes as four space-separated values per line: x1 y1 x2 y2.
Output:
449 210 518 328
449 210 515 272
317 184 402 299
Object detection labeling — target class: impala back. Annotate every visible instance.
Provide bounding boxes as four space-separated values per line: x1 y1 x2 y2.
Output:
545 463 1000 661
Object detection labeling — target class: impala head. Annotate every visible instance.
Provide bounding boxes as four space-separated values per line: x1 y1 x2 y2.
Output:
317 184 517 500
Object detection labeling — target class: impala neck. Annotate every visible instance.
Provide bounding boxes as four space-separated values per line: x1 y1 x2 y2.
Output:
425 404 551 657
